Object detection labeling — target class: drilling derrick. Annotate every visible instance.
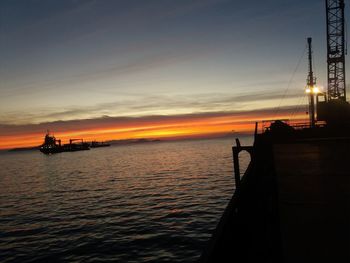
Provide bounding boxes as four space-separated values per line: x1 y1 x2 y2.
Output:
326 0 346 101
318 0 350 124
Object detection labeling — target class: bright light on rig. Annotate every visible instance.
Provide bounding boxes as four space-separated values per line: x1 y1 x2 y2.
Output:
305 86 321 94
312 86 320 93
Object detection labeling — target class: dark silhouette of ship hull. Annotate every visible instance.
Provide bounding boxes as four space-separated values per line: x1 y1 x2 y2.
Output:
40 144 90 154
39 132 90 154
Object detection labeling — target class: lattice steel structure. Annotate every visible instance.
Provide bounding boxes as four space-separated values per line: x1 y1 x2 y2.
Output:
326 0 347 101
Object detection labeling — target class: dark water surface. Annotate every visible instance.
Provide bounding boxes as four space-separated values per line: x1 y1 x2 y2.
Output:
0 137 252 263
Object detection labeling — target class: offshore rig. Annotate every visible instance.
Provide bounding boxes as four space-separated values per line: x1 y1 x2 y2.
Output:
310 0 350 126
200 1 350 263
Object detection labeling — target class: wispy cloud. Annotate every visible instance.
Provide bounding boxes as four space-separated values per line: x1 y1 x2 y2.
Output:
0 90 304 125
0 102 310 149
0 105 304 137
1 51 196 97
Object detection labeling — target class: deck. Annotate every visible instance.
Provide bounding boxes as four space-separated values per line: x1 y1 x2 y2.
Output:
274 139 350 262
200 135 350 263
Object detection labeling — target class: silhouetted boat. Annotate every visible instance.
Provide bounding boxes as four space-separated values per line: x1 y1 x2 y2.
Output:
40 132 90 154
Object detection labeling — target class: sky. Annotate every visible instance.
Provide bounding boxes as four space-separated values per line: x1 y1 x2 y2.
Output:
1 0 349 149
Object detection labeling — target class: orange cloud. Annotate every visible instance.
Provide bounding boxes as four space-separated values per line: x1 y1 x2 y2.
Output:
0 106 307 149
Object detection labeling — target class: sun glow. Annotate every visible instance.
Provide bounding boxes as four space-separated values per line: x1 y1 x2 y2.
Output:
0 108 308 150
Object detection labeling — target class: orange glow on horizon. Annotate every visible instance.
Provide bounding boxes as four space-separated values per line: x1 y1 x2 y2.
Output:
0 111 308 150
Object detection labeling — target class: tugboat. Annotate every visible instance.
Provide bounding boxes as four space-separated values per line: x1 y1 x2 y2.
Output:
40 132 90 154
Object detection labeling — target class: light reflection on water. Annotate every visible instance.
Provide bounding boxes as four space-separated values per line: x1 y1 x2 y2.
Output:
0 137 252 263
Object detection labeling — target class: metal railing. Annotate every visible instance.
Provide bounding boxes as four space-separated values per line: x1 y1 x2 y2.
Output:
255 119 327 134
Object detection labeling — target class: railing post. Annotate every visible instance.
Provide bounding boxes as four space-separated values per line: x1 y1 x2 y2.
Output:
233 149 240 188
232 139 241 188
232 138 255 189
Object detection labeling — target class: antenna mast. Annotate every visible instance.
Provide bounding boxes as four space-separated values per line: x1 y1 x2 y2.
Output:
307 37 316 127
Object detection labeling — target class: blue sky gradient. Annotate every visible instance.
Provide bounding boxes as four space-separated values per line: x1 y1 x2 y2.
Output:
0 0 347 125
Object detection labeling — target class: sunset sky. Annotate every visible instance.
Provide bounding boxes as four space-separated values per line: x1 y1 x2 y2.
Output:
0 0 347 149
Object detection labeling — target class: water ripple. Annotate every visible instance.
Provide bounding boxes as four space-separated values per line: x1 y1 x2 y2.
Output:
0 137 252 262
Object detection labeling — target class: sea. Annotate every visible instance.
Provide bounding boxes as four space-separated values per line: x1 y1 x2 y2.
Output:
0 136 252 263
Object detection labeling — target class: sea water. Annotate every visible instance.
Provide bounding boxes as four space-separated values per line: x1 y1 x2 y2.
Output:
0 137 252 263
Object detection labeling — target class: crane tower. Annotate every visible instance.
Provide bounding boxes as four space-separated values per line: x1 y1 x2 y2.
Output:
317 0 350 123
326 0 346 101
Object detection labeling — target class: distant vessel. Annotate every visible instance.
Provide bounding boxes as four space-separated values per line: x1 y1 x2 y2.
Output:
90 140 111 148
40 132 90 154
